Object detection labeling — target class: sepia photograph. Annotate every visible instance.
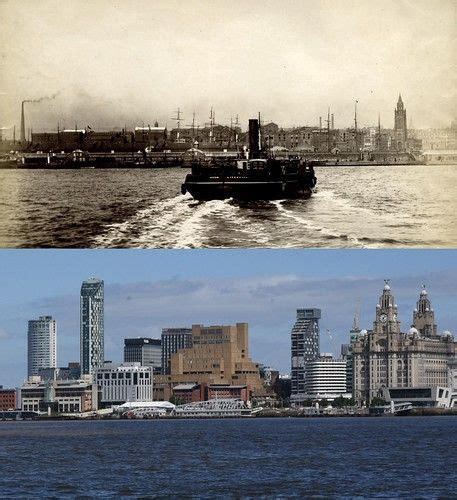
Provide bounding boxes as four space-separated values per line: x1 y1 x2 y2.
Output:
0 0 456 498
0 0 456 248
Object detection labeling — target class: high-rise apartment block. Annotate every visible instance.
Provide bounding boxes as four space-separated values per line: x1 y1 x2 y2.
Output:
27 316 57 377
161 328 192 375
291 308 321 396
80 278 104 375
124 338 161 372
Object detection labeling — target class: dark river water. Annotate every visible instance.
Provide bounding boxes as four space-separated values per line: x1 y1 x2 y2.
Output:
0 165 456 248
0 417 455 497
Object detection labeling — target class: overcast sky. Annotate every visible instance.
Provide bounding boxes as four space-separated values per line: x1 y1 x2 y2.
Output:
1 0 456 136
0 249 456 387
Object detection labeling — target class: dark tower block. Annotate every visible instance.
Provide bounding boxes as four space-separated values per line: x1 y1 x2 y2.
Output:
413 286 437 337
394 94 407 151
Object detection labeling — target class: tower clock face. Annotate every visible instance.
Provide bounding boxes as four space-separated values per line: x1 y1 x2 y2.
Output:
380 313 388 324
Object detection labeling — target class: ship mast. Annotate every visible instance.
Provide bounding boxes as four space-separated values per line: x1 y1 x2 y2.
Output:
171 108 183 141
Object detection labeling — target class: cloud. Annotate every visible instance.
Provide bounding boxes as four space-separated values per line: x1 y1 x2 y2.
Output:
0 328 9 340
1 267 456 386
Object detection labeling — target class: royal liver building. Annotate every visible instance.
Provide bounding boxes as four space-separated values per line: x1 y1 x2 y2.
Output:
352 282 456 405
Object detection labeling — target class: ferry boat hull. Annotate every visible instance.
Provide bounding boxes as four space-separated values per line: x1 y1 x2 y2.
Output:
182 178 313 201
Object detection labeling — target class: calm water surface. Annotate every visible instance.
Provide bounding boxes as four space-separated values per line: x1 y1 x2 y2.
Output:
0 417 456 497
0 165 456 248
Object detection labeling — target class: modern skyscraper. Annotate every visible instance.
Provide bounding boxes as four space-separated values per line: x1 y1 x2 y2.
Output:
80 278 104 375
27 316 57 377
124 338 162 372
290 308 321 396
161 328 192 375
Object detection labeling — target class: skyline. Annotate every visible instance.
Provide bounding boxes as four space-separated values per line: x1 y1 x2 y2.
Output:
1 0 456 136
1 249 456 387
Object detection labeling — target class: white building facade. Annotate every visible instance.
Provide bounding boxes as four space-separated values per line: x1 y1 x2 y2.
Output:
96 362 153 407
27 316 57 377
302 355 350 401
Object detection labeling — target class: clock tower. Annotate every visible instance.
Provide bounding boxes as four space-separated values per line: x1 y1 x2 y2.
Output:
373 280 401 334
413 285 437 337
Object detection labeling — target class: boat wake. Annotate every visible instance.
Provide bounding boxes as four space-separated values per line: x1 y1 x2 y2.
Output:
93 187 418 248
93 194 276 248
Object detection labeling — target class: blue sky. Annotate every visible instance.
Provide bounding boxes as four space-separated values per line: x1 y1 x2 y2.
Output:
1 249 456 387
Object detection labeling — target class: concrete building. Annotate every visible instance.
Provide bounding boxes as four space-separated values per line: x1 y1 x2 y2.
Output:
124 338 161 373
21 376 97 414
27 316 57 377
95 362 152 407
352 283 457 405
291 308 321 396
80 278 104 375
157 323 263 400
301 354 350 402
169 324 262 391
161 327 193 375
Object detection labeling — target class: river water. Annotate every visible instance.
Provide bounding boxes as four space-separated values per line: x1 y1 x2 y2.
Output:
0 165 455 248
0 417 455 497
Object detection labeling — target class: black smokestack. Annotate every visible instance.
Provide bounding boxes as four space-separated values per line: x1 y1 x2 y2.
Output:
248 118 260 159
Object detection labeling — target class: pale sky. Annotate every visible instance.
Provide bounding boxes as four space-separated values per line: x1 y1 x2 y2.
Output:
0 0 456 136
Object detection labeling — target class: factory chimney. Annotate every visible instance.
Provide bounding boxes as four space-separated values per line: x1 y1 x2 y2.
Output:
331 114 334 129
20 101 26 143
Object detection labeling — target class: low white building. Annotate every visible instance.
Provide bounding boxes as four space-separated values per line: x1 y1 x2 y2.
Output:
292 355 351 404
95 362 152 407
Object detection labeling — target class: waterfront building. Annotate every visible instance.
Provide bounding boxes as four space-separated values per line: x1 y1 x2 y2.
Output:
291 308 321 397
21 376 97 413
80 278 104 375
169 324 262 391
27 315 57 377
134 125 167 149
301 354 350 402
124 337 161 373
393 94 408 151
156 323 263 401
95 362 152 407
352 283 457 405
0 386 18 411
161 327 192 375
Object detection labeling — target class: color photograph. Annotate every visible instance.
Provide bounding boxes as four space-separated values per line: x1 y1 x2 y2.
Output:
0 0 456 498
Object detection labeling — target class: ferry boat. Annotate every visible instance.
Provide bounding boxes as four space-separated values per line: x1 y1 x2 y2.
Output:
181 118 318 201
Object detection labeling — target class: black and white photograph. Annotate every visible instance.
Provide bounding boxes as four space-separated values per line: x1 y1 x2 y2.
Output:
0 0 456 498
